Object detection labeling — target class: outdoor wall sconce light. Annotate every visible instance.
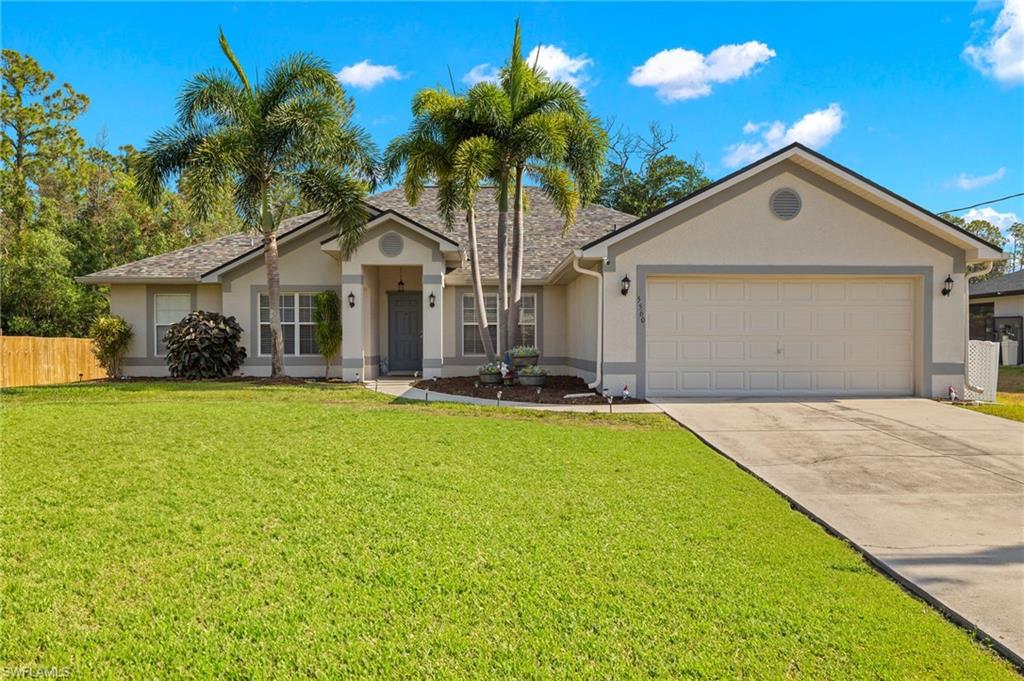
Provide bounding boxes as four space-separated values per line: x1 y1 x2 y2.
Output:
428 292 436 308
942 275 954 297
347 291 355 308
620 274 631 296
397 267 405 293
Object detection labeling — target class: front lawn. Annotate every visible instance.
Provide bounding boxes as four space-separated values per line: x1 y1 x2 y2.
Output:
1 382 1015 678
963 366 1024 422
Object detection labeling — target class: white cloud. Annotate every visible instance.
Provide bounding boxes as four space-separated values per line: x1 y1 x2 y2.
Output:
526 45 593 87
952 166 1006 190
963 0 1024 84
463 45 593 88
962 206 1021 230
628 41 775 101
462 63 499 86
723 103 845 167
336 60 404 90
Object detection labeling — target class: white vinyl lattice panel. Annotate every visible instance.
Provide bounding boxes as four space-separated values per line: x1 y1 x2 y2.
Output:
964 340 1000 403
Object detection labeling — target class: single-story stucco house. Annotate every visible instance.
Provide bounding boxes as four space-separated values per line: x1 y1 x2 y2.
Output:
969 269 1024 365
79 143 1003 398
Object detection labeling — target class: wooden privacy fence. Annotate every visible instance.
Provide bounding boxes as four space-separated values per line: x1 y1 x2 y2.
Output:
0 336 107 388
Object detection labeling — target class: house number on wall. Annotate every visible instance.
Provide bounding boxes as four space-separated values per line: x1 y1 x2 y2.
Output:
637 294 646 324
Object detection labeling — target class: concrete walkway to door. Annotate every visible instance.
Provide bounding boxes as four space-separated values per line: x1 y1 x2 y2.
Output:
657 397 1024 662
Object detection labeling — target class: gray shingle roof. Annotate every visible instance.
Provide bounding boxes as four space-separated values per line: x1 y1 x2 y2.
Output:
970 269 1024 297
78 211 324 282
369 187 635 279
80 189 635 283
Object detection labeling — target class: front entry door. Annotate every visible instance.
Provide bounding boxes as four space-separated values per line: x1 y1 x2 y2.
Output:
388 292 422 373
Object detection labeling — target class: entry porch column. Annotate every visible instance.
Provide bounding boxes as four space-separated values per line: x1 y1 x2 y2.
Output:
421 264 444 379
340 269 364 382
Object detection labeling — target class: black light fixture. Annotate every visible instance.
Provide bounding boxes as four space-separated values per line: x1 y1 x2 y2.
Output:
620 274 631 296
428 291 436 308
397 267 405 293
942 275 954 297
347 291 355 308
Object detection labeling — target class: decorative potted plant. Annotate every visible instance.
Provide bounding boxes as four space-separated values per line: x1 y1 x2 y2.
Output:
478 362 502 384
518 364 548 387
510 345 540 368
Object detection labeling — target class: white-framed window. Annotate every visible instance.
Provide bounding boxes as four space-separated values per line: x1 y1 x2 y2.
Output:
462 293 498 356
461 292 537 355
259 293 318 356
518 293 537 348
154 293 192 356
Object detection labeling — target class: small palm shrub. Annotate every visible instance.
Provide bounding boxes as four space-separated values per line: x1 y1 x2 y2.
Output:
164 311 247 379
89 314 133 378
313 290 342 378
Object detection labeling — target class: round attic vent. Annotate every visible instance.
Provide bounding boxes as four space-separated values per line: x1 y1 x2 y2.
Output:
379 232 404 258
769 188 802 220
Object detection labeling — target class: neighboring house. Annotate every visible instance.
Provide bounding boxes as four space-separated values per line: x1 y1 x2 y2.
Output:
969 269 1024 365
79 143 1003 398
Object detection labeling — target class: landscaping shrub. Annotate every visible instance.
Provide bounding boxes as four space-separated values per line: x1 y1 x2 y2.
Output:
88 314 134 377
164 311 247 379
313 290 342 378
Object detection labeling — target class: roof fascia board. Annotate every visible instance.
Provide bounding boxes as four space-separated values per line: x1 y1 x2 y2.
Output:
76 276 201 285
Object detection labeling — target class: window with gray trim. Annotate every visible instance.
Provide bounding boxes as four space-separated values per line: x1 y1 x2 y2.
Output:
462 293 498 355
461 292 537 354
259 293 317 356
154 293 191 356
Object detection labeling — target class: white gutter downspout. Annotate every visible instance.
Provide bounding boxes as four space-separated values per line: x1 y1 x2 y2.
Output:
572 256 603 390
964 262 995 394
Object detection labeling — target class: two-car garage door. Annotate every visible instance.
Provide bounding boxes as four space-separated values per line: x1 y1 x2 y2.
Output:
644 276 915 397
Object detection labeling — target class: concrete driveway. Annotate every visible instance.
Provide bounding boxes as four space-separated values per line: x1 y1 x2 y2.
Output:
657 397 1024 661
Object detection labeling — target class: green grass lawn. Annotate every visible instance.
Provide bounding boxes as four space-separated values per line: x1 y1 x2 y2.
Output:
963 366 1024 422
1 382 1016 678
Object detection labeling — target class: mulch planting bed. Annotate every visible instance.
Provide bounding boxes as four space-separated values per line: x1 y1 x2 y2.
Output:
413 375 647 405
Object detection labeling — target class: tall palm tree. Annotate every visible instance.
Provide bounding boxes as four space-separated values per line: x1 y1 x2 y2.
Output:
385 89 499 361
134 30 378 377
468 21 607 349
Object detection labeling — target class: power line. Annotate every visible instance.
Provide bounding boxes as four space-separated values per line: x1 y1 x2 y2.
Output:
941 191 1024 214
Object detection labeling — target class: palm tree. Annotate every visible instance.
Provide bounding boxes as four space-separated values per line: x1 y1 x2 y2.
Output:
386 89 499 361
468 21 607 349
134 30 378 377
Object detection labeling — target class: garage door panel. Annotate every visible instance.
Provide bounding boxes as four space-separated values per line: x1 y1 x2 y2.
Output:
748 310 779 332
714 310 744 331
748 282 779 300
681 372 711 390
679 281 711 301
713 281 745 300
644 276 915 397
816 311 846 332
782 310 812 332
714 341 744 360
647 340 677 361
681 341 711 360
647 280 678 301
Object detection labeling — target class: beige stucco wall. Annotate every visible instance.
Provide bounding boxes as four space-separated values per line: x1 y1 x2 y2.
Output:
219 221 342 377
602 165 968 398
109 284 148 360
340 219 446 380
109 282 221 376
565 274 599 383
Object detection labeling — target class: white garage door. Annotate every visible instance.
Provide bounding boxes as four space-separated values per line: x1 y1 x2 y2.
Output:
644 276 915 397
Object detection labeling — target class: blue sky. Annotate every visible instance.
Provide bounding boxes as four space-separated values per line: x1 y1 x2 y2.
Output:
4 1 1023 233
